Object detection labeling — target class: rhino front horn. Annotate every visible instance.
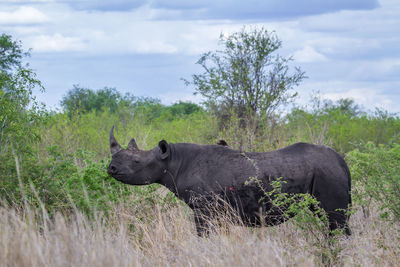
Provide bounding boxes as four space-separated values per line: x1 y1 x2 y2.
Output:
110 126 122 155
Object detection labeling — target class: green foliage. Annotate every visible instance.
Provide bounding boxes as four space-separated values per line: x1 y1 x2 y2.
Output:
266 178 344 265
0 144 173 217
243 176 345 264
0 69 45 153
0 34 28 72
252 178 333 237
60 85 204 127
185 27 305 128
131 99 203 123
347 142 400 221
285 97 400 153
0 34 45 156
168 101 202 116
159 101 203 121
184 27 305 150
60 85 124 115
0 34 47 213
40 101 210 161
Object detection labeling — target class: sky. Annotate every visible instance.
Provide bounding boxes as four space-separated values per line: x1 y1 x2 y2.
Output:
1 0 399 113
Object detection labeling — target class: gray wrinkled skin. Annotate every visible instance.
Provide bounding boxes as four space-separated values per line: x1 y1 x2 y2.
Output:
108 127 351 236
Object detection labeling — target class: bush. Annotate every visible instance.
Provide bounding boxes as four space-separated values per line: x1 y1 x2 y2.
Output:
246 177 345 265
347 142 400 221
0 145 177 217
285 99 400 154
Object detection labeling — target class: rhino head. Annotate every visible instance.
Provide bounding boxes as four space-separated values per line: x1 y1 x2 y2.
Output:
107 126 170 185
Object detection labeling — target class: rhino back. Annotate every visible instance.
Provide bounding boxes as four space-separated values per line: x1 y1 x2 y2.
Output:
172 142 348 197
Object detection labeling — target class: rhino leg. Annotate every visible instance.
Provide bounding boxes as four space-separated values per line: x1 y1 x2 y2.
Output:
327 210 351 235
311 170 351 235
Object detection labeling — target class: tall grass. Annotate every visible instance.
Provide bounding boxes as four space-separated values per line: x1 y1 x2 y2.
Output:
2 102 400 266
1 198 398 266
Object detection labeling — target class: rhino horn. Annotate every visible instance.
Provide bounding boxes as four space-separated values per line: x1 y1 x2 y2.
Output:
127 138 139 151
110 126 122 155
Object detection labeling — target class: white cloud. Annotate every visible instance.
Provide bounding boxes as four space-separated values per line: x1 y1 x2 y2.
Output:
293 45 327 63
321 88 393 111
10 26 43 35
24 7 237 55
306 37 381 58
348 58 400 81
29 33 85 52
134 41 178 54
295 79 399 112
0 6 49 25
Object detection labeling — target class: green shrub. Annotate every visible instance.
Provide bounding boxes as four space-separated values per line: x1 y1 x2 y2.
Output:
245 177 345 265
1 145 178 217
347 142 400 221
285 99 400 153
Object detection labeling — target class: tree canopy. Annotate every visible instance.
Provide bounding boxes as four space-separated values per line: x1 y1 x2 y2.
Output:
60 85 203 122
0 34 44 155
185 27 306 121
0 34 29 72
60 85 122 114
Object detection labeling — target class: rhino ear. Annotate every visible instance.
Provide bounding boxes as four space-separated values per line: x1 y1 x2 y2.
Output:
158 140 170 159
110 126 122 155
127 138 139 151
217 139 228 146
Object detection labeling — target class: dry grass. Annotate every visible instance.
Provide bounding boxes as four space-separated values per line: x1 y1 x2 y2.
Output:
0 201 399 267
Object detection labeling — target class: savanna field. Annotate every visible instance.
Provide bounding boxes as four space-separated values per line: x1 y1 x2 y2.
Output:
1 32 400 266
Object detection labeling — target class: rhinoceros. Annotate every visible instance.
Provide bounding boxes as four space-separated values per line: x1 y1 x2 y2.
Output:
107 127 351 235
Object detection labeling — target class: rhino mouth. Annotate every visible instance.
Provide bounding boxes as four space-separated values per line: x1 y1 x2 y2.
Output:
109 172 125 181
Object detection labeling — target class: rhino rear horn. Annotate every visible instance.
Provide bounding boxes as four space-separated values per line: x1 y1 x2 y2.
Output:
110 126 122 155
127 138 139 151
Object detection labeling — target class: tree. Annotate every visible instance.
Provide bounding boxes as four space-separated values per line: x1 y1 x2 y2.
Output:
166 101 203 117
61 85 122 115
60 85 95 114
0 34 29 72
0 33 45 201
0 34 44 156
185 27 305 130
